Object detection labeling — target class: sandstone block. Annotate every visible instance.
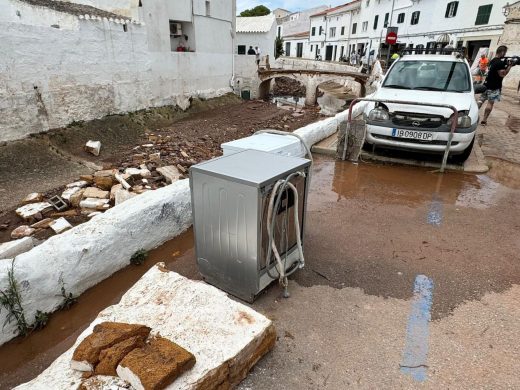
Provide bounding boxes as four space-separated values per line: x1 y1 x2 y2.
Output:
31 218 54 229
70 189 85 208
71 322 151 372
22 193 44 204
94 336 146 376
117 336 196 390
11 226 36 239
83 187 109 199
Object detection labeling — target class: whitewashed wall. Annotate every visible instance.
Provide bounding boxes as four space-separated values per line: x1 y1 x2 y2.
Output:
0 0 234 142
236 28 277 58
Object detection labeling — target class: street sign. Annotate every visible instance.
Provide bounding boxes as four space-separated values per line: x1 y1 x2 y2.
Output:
386 31 398 45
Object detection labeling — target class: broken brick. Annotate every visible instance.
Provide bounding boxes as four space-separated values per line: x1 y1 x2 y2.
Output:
22 193 44 205
117 336 196 390
30 218 54 229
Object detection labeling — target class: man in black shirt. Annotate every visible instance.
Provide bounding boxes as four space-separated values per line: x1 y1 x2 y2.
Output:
478 46 513 125
247 46 256 55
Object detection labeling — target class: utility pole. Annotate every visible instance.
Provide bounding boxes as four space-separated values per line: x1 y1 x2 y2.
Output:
385 0 396 68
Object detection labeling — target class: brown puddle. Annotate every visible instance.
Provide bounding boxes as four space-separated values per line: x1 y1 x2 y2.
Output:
506 115 520 134
0 230 195 390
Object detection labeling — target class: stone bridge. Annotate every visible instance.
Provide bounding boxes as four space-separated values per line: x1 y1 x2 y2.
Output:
257 68 369 106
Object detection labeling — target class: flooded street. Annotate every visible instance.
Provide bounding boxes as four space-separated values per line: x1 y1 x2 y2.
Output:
2 156 520 389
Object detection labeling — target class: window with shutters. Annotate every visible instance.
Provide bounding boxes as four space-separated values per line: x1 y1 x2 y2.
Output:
352 22 357 34
411 11 420 25
312 27 316 36
475 4 492 25
341 26 345 35
445 1 458 18
384 12 389 27
330 27 336 37
373 15 379 30
397 13 405 24
362 21 368 32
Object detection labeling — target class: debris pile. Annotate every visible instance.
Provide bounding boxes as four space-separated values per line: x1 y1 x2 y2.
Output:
9 162 184 242
71 321 196 390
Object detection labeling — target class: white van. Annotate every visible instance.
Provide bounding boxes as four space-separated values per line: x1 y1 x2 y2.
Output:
364 53 478 162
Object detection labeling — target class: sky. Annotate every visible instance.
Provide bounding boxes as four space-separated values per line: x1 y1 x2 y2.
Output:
236 0 348 13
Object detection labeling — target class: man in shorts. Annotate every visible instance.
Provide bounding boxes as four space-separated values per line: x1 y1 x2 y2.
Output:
478 46 513 125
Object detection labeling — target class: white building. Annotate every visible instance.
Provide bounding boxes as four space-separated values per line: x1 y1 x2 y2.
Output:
277 6 327 42
0 0 235 142
284 31 310 58
235 14 276 58
305 0 509 64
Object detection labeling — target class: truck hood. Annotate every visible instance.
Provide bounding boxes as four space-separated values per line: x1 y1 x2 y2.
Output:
369 87 475 118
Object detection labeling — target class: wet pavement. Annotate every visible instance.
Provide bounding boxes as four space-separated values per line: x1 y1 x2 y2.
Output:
1 156 519 389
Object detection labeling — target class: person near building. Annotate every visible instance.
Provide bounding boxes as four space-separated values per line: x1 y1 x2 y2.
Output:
475 53 489 83
350 51 357 65
478 46 513 125
247 46 255 55
255 46 261 66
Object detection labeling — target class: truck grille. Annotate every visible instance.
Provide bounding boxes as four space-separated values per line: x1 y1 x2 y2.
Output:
391 112 444 129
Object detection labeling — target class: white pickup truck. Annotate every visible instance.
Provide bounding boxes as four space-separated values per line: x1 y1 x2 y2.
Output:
364 53 478 162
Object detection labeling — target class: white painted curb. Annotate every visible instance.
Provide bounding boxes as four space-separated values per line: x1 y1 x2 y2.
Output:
0 180 192 346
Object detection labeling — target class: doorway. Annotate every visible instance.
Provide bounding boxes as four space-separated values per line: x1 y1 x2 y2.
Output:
467 40 491 62
325 45 333 61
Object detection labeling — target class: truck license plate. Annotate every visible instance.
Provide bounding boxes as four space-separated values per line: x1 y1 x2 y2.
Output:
392 128 433 141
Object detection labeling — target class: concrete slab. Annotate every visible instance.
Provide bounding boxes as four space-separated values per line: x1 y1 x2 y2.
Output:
16 264 275 390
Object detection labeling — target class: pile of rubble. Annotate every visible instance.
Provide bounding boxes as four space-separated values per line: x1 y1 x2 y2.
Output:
11 162 183 241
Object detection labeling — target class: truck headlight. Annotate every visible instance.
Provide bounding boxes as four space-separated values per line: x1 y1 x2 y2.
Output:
448 113 472 128
368 107 389 121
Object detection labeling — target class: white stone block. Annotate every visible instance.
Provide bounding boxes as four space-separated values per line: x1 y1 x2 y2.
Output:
157 166 181 184
66 181 89 189
85 140 101 156
79 198 109 209
16 264 275 390
49 218 73 234
62 187 82 201
16 202 52 220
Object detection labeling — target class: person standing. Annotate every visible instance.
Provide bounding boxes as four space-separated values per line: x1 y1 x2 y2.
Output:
476 53 489 83
478 46 513 125
247 46 255 55
255 46 261 66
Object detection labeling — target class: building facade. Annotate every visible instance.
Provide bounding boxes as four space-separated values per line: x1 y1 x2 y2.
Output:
0 0 235 142
286 0 509 65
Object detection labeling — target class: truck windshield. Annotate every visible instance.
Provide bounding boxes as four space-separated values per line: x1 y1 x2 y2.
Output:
383 60 471 92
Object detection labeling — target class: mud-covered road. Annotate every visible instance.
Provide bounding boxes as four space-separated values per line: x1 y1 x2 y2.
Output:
2 156 519 389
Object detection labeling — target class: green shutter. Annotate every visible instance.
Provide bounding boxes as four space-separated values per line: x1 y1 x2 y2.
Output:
475 4 492 25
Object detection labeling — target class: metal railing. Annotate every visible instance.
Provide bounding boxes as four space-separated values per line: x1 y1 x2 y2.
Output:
342 98 458 173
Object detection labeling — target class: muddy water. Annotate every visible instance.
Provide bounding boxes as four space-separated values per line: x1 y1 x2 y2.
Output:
0 230 196 389
2 156 519 388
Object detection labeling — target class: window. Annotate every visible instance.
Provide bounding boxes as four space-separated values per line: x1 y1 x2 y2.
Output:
362 21 368 32
330 27 336 37
352 23 357 34
277 26 281 38
285 42 291 56
373 15 379 29
384 12 389 27
312 27 316 36
205 1 210 16
310 45 313 52
366 0 370 6
411 11 420 25
341 26 345 35
445 1 458 18
169 20 182 36
397 13 405 24
475 4 492 25
319 26 323 35
383 60 471 92
237 45 246 55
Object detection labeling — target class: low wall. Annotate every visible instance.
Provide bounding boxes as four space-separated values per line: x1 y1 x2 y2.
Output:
0 179 192 345
274 57 358 73
234 54 261 99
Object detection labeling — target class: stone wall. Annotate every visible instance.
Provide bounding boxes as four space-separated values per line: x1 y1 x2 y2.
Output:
0 0 234 142
500 3 520 90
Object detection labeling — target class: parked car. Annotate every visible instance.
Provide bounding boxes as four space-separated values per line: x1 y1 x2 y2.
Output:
364 53 478 162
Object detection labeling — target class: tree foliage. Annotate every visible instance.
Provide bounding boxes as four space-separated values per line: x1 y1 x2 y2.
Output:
275 36 284 58
240 5 271 17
